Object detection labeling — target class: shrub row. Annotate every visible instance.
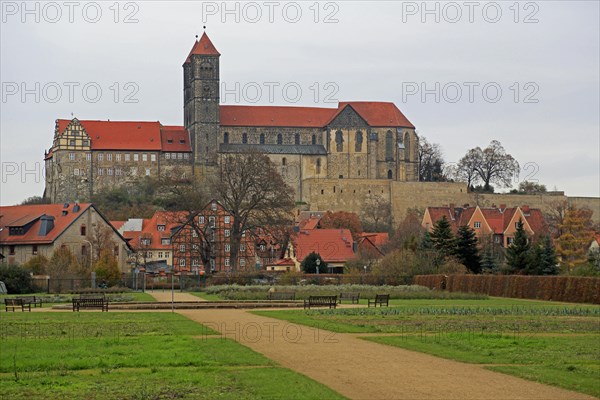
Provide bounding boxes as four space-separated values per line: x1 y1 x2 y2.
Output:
414 275 600 304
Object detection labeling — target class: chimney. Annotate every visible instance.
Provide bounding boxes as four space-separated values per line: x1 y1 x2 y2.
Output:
499 204 506 211
38 215 55 236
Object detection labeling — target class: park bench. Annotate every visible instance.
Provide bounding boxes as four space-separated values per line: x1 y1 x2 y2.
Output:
304 295 337 309
267 291 296 300
72 294 108 312
339 292 360 304
16 295 43 308
4 298 31 312
368 294 390 308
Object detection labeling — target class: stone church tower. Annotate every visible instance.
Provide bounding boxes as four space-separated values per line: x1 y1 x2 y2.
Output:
183 33 221 169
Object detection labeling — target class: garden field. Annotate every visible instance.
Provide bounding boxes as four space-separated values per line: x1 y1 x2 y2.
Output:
254 298 600 397
0 312 344 400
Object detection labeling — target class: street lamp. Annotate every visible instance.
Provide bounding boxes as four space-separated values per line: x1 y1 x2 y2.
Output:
315 258 321 275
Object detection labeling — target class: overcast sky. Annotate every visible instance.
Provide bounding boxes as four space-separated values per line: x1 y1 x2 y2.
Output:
1 1 599 205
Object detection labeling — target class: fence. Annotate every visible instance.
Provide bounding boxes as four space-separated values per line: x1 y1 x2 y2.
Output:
414 274 600 304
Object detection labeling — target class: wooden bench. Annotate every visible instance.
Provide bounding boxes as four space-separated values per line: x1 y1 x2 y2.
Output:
267 291 296 301
4 298 31 312
16 295 43 308
339 292 360 304
368 294 390 307
304 295 337 309
72 295 108 312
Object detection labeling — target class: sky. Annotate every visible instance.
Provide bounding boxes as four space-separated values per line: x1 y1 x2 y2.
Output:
1 1 599 205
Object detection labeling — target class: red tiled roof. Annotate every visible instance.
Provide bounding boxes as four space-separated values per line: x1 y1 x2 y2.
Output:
220 105 335 128
300 217 320 230
44 149 53 160
110 221 125 231
184 32 220 63
0 203 92 244
331 102 415 128
358 232 389 247
293 229 355 263
56 119 191 152
123 211 188 251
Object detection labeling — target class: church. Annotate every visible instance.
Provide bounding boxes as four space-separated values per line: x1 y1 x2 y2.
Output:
44 33 419 203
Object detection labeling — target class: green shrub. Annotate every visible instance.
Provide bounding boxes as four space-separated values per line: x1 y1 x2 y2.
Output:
0 264 34 294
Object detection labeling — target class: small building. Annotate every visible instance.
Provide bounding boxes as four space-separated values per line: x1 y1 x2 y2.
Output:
357 232 390 258
0 203 130 271
422 204 547 247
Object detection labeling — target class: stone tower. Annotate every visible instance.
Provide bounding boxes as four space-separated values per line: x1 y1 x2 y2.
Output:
183 32 220 168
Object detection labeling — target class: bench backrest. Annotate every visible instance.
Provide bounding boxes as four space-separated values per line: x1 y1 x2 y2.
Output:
5 298 23 305
308 295 337 303
16 296 35 302
375 294 390 302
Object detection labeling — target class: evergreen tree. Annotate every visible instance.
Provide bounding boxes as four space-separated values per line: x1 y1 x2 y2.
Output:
420 231 433 250
481 248 499 274
430 216 455 257
300 252 327 274
533 236 559 275
454 225 482 273
506 219 531 273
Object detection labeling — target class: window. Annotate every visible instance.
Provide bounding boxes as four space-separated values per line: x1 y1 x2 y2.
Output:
86 153 91 161
74 168 80 176
209 216 215 228
242 133 248 144
295 133 300 145
115 168 122 176
179 139 185 144
225 229 231 237
199 216 205 224
184 153 190 159
133 154 139 161
225 258 230 267
404 132 411 161
116 153 121 161
9 245 15 255
165 153 170 160
80 225 86 236
151 154 156 162
474 222 481 229
141 238 151 246
70 139 75 146
192 259 200 267
223 132 229 144
32 245 38 255
507 237 514 245
98 168 104 176
387 170 393 179
386 130 394 160
515 222 520 229
355 131 363 152
260 244 266 251
282 157 286 166
142 154 148 162
240 244 246 252
107 168 113 176
224 216 230 224
161 238 170 245
179 244 185 253
125 153 130 161
277 134 283 145
260 133 265 144
240 258 246 267
83 140 90 147
69 152 75 161
192 230 198 238
107 153 112 161
335 130 344 152
165 252 170 258
312 134 317 145
316 158 321 174
211 202 217 211
147 252 153 258
98 153 103 161
158 252 163 258
157 225 165 232
180 259 186 267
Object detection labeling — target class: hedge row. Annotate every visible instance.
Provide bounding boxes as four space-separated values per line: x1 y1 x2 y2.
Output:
414 274 600 304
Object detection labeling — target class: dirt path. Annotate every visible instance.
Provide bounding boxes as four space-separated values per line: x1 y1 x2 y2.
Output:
179 308 595 400
146 290 205 302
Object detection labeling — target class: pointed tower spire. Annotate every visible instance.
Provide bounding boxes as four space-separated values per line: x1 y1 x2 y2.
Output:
184 32 220 64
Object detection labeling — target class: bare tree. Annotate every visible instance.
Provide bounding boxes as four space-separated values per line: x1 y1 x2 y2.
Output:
475 140 520 192
361 193 392 232
210 152 295 271
454 148 481 189
418 137 448 182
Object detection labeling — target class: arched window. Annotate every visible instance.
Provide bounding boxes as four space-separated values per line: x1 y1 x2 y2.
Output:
355 131 363 152
260 133 265 144
277 134 283 145
312 134 317 145
295 133 300 145
404 132 411 161
386 130 394 160
388 169 393 179
316 158 321 174
335 130 344 152
282 157 287 166
242 133 248 144
223 132 229 144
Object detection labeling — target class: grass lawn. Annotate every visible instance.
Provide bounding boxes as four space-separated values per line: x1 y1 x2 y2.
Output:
0 292 156 307
0 312 345 399
254 297 600 397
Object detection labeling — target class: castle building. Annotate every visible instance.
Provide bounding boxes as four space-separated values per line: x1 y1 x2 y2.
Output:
44 33 419 203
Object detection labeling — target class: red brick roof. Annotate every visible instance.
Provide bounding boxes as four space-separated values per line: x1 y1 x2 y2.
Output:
184 32 220 63
293 229 355 263
56 119 191 152
110 221 125 231
358 232 389 248
333 102 415 128
299 217 321 230
123 211 188 251
0 203 92 244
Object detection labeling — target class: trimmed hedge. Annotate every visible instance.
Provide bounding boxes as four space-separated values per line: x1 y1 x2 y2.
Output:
414 275 600 304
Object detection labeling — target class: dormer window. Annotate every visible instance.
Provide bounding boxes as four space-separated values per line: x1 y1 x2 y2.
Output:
141 238 151 246
157 225 165 232
161 238 170 245
179 139 185 144
167 139 173 144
